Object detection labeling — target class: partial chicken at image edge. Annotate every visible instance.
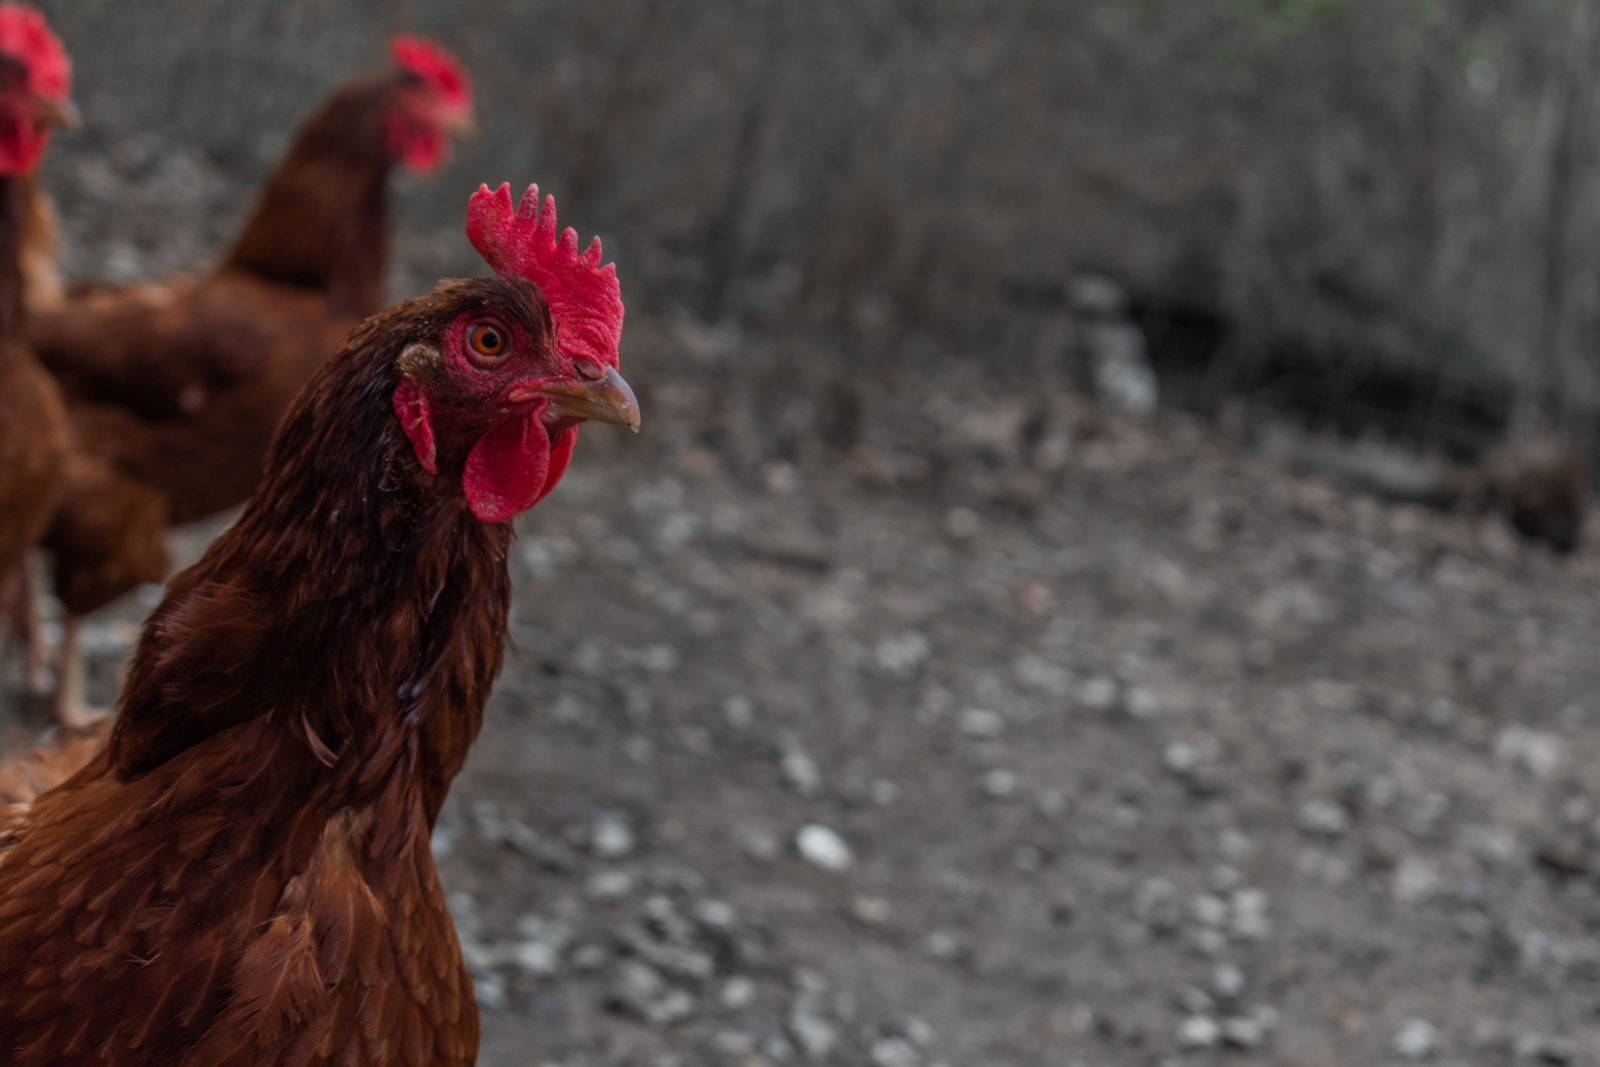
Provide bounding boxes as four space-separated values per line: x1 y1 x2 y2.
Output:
0 5 77 716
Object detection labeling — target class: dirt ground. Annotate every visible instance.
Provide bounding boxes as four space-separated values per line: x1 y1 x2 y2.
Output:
10 304 1600 1067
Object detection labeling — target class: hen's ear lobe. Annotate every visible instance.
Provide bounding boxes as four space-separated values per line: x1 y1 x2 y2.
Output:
392 374 437 475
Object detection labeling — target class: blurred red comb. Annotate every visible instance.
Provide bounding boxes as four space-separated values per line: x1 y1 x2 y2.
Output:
389 34 469 110
0 4 68 101
467 183 625 370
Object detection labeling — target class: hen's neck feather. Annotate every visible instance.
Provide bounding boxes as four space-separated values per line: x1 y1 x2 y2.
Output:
0 175 24 341
108 310 511 825
218 76 397 318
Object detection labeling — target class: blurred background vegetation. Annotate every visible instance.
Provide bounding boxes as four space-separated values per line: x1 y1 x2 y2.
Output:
33 0 1600 458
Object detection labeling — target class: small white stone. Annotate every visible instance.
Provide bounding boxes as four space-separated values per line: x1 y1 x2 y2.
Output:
1230 888 1272 940
1393 856 1441 904
695 899 737 929
781 746 824 797
1212 963 1247 1000
1178 1015 1221 1049
511 937 562 976
796 824 853 872
591 815 636 858
957 708 1005 738
945 507 981 539
979 769 1019 799
740 829 780 862
922 931 961 960
869 779 901 806
722 695 755 729
764 461 801 494
1222 1015 1265 1049
850 896 893 926
1036 788 1069 818
1191 893 1229 928
870 1037 921 1067
1077 676 1119 711
1393 1018 1439 1060
1124 685 1162 719
1494 727 1565 780
1298 798 1351 837
876 632 931 677
788 1009 839 1060
720 976 757 1010
1163 741 1203 775
587 869 635 900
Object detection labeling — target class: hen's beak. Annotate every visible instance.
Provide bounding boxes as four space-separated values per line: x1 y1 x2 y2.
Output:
537 366 641 432
440 106 476 138
35 95 79 129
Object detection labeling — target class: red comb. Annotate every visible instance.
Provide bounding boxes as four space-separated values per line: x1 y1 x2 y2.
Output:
467 183 625 370
389 35 469 111
0 4 68 101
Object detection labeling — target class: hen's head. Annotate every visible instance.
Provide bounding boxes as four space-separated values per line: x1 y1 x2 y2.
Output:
0 4 73 177
392 184 636 523
385 35 473 174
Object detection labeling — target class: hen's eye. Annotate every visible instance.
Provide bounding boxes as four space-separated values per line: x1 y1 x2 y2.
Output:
469 323 506 359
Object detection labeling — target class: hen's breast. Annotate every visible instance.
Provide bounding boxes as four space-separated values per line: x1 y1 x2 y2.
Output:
0 746 477 1066
193 801 479 1066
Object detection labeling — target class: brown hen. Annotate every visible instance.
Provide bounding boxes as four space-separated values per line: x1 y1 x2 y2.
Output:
0 182 638 1066
29 36 474 725
0 7 75 691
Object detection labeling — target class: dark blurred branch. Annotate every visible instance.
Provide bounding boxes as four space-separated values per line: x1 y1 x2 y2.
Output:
1513 0 1597 443
699 1 777 321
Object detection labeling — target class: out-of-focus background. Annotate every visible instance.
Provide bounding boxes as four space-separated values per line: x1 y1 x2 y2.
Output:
26 2 1600 1064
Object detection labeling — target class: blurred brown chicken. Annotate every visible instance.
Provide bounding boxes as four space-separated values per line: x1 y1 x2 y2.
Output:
0 182 638 1065
0 7 75 689
29 36 474 725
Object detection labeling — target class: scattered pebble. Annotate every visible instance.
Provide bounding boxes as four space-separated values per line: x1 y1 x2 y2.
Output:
722 695 756 729
1393 1018 1440 1060
788 1009 840 1061
608 960 696 1027
875 632 931 677
944 507 981 539
796 824 854 872
720 976 757 1011
1212 962 1247 1001
957 708 1005 738
1494 727 1565 781
740 829 781 863
781 744 825 797
978 768 1019 799
1222 1014 1266 1049
591 815 636 859
850 896 893 926
1177 1015 1221 1049
870 1036 921 1067
1077 676 1120 711
1298 798 1351 837
588 869 636 901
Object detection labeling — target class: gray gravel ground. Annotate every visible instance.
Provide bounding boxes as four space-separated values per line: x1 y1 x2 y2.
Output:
7 147 1600 1067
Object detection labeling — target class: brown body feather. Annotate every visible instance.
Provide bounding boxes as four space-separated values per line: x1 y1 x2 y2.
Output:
30 72 410 617
0 171 69 611
18 171 63 315
0 278 549 1065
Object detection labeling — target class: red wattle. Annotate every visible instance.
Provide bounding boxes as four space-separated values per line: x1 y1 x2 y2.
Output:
463 414 551 524
537 427 578 505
